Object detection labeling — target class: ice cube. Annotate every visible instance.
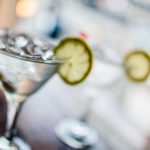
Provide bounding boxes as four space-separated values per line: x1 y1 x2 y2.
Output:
7 34 17 46
7 33 29 48
42 50 54 60
19 51 26 56
24 44 35 55
33 37 50 51
33 47 44 56
15 35 29 48
0 29 55 62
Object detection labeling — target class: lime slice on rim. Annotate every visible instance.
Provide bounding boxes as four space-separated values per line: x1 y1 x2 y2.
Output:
124 50 150 82
54 37 93 85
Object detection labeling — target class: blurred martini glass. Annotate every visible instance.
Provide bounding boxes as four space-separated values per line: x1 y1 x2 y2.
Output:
54 35 150 149
0 29 65 150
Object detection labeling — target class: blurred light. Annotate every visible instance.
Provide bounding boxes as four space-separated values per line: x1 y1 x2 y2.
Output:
79 32 87 40
82 23 103 44
16 0 38 18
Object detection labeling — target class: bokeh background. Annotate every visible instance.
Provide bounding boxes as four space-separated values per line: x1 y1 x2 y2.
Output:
1 0 150 150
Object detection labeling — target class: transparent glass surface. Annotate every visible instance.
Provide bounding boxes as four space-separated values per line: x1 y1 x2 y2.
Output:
0 51 59 97
0 37 62 150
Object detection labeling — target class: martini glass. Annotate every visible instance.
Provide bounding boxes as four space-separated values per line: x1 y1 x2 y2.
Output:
54 46 123 150
54 37 150 149
0 29 65 150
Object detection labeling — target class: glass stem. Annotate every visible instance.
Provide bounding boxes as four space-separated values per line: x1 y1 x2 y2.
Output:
6 95 27 141
80 97 95 123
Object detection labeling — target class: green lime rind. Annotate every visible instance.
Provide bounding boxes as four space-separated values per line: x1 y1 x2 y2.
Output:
124 50 150 82
54 37 93 85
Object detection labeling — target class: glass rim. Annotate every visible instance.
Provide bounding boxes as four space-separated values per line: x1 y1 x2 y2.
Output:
0 49 68 64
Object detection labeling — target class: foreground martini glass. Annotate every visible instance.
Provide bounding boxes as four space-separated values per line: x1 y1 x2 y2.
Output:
0 30 99 150
0 29 65 150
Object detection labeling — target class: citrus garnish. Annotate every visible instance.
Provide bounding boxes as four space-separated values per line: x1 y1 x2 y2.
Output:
124 50 150 82
54 37 93 85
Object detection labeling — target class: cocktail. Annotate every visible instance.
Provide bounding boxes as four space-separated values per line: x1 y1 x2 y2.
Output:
0 28 148 150
0 29 95 150
54 41 150 149
0 29 65 150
